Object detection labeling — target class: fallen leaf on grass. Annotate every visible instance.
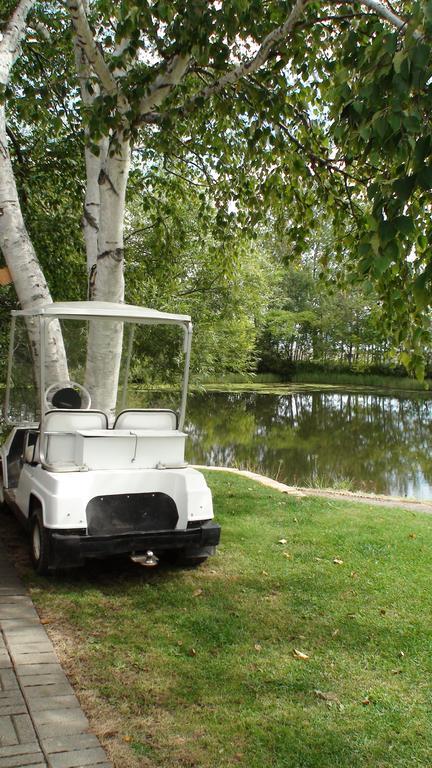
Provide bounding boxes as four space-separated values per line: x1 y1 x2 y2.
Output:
331 629 340 637
193 588 203 597
123 735 132 743
261 570 269 576
40 618 52 625
283 552 291 559
314 690 341 706
293 648 310 660
254 643 262 652
333 557 344 565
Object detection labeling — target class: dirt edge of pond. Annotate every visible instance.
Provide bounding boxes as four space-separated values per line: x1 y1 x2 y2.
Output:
194 465 432 514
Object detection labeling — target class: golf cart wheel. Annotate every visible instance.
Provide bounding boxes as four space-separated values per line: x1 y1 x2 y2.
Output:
178 555 208 567
175 545 215 567
30 510 52 575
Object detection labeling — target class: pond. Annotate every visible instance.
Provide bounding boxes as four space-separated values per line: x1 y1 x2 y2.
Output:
182 389 432 500
2 385 431 500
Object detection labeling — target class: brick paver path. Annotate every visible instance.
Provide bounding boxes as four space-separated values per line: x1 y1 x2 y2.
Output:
0 543 113 768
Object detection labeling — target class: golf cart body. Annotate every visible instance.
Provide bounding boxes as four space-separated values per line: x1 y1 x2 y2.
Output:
0 302 219 572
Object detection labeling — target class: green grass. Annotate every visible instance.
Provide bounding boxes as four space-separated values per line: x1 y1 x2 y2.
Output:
26 472 432 768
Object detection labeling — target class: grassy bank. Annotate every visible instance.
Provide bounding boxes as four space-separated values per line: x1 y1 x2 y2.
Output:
6 472 430 768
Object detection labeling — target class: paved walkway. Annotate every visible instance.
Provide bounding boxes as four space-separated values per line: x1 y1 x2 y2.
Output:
0 543 112 768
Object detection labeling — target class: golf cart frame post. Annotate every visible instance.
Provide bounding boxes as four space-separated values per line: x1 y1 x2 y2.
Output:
4 303 193 430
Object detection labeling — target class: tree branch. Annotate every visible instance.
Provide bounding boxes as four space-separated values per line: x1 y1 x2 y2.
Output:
356 0 408 30
177 0 308 113
66 0 119 96
138 53 191 116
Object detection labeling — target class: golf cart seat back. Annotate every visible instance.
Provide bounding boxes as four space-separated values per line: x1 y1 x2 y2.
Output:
44 410 108 432
114 409 178 430
25 410 108 466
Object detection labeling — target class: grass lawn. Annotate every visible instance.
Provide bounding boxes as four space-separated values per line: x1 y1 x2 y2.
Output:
9 471 432 768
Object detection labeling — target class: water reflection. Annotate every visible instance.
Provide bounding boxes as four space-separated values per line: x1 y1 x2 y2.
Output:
184 391 432 500
1 387 431 500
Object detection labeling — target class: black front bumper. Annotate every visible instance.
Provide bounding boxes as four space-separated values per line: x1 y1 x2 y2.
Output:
49 521 221 568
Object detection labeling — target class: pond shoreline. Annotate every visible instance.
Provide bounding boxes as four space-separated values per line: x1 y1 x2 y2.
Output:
196 465 432 514
194 381 432 397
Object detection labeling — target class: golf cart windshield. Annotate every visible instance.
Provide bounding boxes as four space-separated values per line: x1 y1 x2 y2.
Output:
4 302 192 427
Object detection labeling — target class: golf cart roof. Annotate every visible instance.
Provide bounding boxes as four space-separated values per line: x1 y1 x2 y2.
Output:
12 301 192 326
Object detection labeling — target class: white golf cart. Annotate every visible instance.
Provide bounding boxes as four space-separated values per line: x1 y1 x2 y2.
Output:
0 301 220 574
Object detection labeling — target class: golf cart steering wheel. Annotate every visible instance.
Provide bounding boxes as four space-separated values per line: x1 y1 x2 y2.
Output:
45 381 91 411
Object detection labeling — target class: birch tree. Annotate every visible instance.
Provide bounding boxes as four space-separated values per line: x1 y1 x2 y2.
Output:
1 0 431 408
0 0 68 385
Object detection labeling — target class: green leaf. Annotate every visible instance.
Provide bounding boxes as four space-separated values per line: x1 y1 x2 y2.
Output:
378 219 396 244
394 215 415 236
373 252 392 276
414 136 431 167
393 175 415 202
413 271 430 309
393 50 406 74
388 113 401 132
417 165 432 190
415 361 426 381
409 43 430 70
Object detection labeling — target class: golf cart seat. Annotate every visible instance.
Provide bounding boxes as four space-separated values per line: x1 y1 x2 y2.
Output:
114 409 178 430
25 410 108 467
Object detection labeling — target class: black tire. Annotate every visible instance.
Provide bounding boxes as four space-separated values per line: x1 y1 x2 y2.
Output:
177 545 215 567
30 510 52 575
178 555 209 567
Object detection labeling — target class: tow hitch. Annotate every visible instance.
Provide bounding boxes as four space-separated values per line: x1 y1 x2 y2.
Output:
131 550 159 567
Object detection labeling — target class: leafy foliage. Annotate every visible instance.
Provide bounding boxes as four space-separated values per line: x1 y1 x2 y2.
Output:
2 0 432 380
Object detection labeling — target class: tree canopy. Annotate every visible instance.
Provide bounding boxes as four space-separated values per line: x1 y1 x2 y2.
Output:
1 0 432 399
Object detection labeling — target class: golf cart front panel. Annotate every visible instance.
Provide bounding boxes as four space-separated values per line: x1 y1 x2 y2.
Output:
16 465 213 530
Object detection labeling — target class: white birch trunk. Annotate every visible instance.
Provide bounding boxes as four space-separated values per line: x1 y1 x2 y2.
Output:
0 103 68 390
85 135 131 413
73 34 108 278
0 0 68 394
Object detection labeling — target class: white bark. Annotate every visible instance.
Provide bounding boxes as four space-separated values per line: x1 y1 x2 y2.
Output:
0 0 68 390
85 135 131 413
0 105 68 386
138 54 191 115
67 0 129 114
0 0 35 84
73 31 108 275
68 0 132 413
356 0 409 32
